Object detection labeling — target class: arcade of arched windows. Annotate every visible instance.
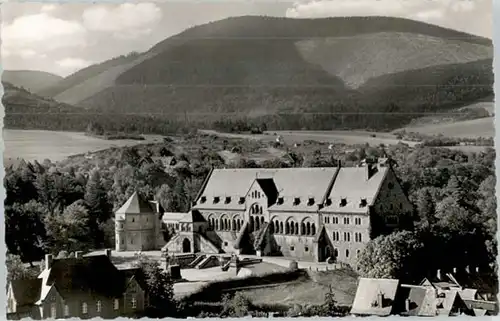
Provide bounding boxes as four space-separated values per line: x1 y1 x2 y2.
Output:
269 217 316 236
249 215 266 232
207 214 244 232
250 204 264 215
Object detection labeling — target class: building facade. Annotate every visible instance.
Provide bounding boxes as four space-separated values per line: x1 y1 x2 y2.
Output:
115 158 413 267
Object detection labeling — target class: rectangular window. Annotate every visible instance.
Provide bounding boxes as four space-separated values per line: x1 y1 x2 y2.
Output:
50 303 56 318
290 246 295 251
64 304 69 317
131 297 137 309
305 246 309 252
114 299 119 311
82 302 88 314
97 300 102 313
344 217 350 225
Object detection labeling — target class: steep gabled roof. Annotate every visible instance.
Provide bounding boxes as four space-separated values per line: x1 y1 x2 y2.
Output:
116 191 156 215
10 279 42 307
44 255 124 298
119 267 148 292
321 167 388 213
194 168 338 211
351 278 400 316
399 284 437 316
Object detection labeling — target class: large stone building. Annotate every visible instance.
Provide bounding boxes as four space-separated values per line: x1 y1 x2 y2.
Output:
115 158 414 267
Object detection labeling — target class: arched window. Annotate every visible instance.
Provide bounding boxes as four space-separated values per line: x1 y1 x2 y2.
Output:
259 206 263 214
239 219 243 230
256 218 260 230
301 223 306 235
294 222 299 235
311 224 316 235
285 222 290 234
275 221 279 233
290 222 295 234
280 222 283 234
306 222 311 235
250 216 255 231
215 219 219 230
261 216 265 225
345 249 350 258
232 219 237 230
269 223 274 233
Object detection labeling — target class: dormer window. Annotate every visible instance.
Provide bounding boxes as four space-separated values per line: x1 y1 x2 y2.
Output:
213 197 220 204
277 197 284 205
307 197 315 206
225 196 231 204
239 197 245 204
325 198 332 206
340 198 347 207
200 196 207 204
293 197 300 206
359 198 367 207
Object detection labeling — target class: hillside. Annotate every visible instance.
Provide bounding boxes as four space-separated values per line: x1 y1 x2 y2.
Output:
41 16 493 131
2 82 86 130
2 70 63 93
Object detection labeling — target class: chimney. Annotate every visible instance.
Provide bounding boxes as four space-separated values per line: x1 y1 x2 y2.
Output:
377 292 384 308
405 298 411 312
105 249 112 258
437 269 442 280
75 251 83 259
45 254 53 270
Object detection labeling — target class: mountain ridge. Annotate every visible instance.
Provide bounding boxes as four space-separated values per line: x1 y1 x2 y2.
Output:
3 70 63 93
37 15 493 131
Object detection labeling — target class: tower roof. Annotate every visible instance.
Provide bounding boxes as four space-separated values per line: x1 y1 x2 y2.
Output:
115 191 155 215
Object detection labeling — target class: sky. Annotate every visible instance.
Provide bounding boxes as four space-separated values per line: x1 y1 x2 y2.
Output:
1 0 492 77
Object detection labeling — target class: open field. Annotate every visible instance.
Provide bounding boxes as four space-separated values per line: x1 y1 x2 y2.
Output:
3 129 163 164
201 129 418 147
397 117 494 138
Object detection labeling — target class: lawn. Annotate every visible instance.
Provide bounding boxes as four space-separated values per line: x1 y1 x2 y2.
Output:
232 269 358 307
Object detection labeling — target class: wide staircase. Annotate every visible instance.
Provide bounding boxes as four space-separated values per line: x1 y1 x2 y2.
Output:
187 254 206 268
221 259 231 271
196 255 219 269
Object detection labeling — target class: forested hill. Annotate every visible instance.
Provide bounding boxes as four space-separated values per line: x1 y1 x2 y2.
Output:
2 70 63 93
21 16 496 132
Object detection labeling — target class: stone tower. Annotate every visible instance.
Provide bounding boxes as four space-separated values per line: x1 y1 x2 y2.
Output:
114 191 161 252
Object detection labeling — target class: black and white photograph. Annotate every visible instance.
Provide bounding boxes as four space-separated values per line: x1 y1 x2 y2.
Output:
2 0 497 319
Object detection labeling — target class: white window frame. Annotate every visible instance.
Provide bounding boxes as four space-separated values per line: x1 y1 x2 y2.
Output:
64 304 70 317
82 302 88 314
50 303 56 318
96 300 102 313
114 299 119 311
131 297 137 309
